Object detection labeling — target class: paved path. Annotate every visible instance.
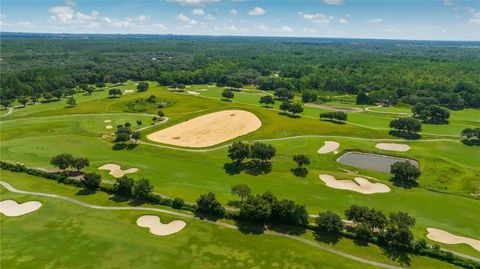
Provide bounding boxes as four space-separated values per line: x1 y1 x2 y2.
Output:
0 180 404 269
0 107 14 118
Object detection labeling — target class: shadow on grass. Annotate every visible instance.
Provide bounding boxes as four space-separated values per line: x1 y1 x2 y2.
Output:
388 130 421 140
319 119 347 125
268 223 306 236
390 178 419 189
112 143 139 150
223 161 272 176
75 189 96 196
462 139 480 146
194 211 223 222
313 230 342 245
109 195 131 203
234 220 266 235
380 247 412 266
291 167 309 177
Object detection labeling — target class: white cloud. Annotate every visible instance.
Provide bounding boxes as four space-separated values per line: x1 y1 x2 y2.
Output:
153 23 167 30
248 7 266 16
302 27 317 33
339 18 348 24
205 14 215 21
464 7 476 13
177 13 198 25
470 12 480 24
166 0 220 6
229 9 238 16
135 15 149 22
298 12 330 24
65 0 75 6
323 0 344 5
368 18 383 24
443 0 454 6
192 8 205 15
257 24 268 31
280 25 294 33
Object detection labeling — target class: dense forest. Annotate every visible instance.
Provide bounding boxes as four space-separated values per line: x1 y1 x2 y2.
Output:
1 33 480 109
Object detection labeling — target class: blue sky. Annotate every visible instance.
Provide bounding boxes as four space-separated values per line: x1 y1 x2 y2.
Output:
1 0 479 40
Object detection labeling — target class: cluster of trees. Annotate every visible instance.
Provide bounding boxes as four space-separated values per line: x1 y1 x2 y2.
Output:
136 82 149 92
221 89 234 101
113 176 153 200
319 111 348 122
390 161 421 187
108 88 123 97
291 154 310 177
461 128 480 146
389 117 422 138
50 154 89 173
316 205 417 251
279 101 304 116
259 95 275 107
2 36 479 112
412 104 450 124
227 142 276 164
115 122 140 143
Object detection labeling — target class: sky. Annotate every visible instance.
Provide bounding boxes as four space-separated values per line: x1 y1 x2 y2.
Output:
1 0 479 41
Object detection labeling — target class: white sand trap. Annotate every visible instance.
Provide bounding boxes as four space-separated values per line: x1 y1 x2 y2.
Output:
104 120 111 123
207 85 215 88
137 215 186 236
98 164 138 178
0 200 42 217
427 228 480 252
105 125 113 129
187 91 200 95
375 143 410 152
317 141 340 154
123 90 135 94
147 110 261 147
319 174 390 194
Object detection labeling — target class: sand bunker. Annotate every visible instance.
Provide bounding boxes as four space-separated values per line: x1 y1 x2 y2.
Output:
375 143 410 152
319 174 390 194
317 141 340 154
137 215 186 236
0 200 42 217
98 164 138 178
147 110 261 147
104 120 111 123
427 228 480 252
124 90 135 94
106 125 113 129
187 91 200 95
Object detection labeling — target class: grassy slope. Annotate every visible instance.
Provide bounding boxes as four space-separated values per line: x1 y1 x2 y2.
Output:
0 171 464 268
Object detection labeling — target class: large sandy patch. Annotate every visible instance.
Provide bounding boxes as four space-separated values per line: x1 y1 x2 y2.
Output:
319 174 390 194
137 215 186 236
317 141 340 154
187 91 200 95
0 200 42 217
98 164 138 178
375 143 410 152
427 228 480 252
147 110 261 147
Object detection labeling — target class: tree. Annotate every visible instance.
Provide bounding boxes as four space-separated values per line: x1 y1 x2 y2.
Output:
390 161 420 186
124 122 131 128
50 154 74 171
81 172 101 191
172 197 185 209
293 154 310 167
85 87 95 95
196 192 225 217
271 199 308 225
157 110 165 119
412 104 450 124
239 195 272 222
231 184 251 202
222 89 234 101
274 88 294 101
136 120 143 129
65 88 76 97
1 99 11 109
316 211 343 234
137 82 149 92
227 142 250 163
279 101 291 113
301 91 317 103
380 225 414 250
461 128 475 140
259 95 275 107
389 117 422 134
52 90 63 101
288 103 304 115
131 131 141 143
95 82 105 90
66 97 76 107
31 93 40 104
108 88 122 97
345 204 369 224
250 142 276 162
113 176 135 197
356 91 373 105
320 111 347 121
72 157 89 172
43 92 53 102
132 178 153 200
18 97 29 107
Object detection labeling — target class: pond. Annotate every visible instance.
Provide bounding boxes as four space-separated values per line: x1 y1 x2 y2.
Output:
337 152 419 173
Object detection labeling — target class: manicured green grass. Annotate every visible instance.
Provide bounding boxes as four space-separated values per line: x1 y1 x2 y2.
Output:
1 81 479 265
0 172 466 268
